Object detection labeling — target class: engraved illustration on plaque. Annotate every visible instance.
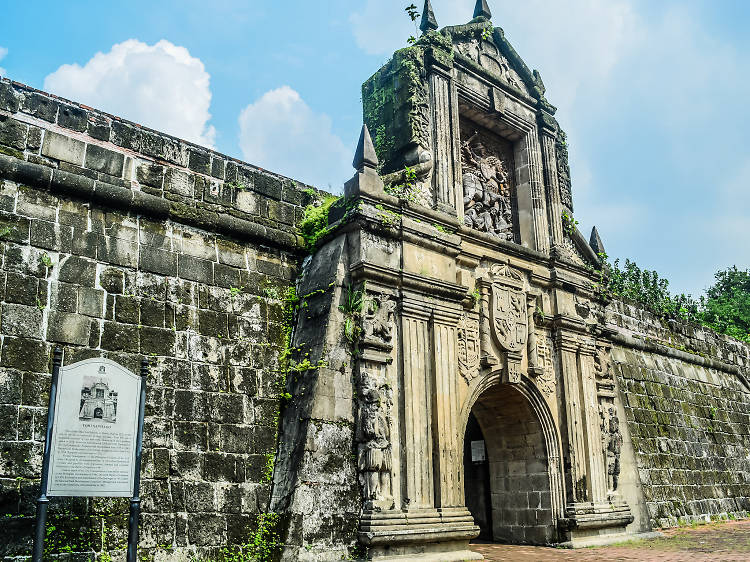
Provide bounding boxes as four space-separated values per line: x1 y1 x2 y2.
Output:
79 369 118 423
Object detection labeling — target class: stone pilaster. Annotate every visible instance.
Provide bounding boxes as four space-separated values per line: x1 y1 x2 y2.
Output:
540 128 564 247
427 56 459 215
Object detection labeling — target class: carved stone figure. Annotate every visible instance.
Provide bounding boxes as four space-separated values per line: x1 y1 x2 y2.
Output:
599 405 623 493
357 378 392 502
364 295 396 345
461 126 515 241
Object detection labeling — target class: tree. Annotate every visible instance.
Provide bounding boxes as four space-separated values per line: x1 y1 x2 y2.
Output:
700 266 750 343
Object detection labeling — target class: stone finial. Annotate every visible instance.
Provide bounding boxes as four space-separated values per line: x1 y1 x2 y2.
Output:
420 0 438 33
345 124 384 199
590 226 605 255
353 124 379 171
474 0 492 19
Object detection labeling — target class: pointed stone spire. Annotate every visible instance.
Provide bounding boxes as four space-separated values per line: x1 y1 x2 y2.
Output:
353 124 378 171
345 124 384 199
590 226 605 256
420 0 438 33
473 0 492 19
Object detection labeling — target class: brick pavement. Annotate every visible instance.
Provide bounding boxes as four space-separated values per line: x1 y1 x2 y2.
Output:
469 520 750 561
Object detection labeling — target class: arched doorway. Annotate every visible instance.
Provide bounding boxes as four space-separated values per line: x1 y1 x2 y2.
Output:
463 381 558 545
94 407 103 419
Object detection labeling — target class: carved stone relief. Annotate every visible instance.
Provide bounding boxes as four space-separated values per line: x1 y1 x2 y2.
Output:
555 129 573 211
457 314 480 382
534 334 556 397
453 39 529 95
460 119 516 242
363 294 397 348
599 403 623 494
479 264 527 382
356 373 393 505
595 342 621 496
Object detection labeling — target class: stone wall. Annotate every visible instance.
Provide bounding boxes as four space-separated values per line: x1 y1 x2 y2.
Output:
0 78 316 559
608 299 750 529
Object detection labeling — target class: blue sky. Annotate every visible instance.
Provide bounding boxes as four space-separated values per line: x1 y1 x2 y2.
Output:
1 0 748 297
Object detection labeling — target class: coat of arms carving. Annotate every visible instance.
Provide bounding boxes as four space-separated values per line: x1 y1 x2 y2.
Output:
488 264 527 354
478 264 528 383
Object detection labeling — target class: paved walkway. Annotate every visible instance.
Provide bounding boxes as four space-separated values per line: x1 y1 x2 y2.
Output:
469 520 750 561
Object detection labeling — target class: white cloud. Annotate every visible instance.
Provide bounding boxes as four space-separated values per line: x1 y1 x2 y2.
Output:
238 86 351 190
44 40 216 147
0 46 7 77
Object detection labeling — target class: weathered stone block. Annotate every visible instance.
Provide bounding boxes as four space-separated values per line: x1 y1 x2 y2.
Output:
99 266 125 294
165 168 194 198
203 452 243 482
0 368 23 403
1 337 49 372
16 186 57 221
178 254 213 284
209 393 245 424
111 121 142 151
29 220 73 253
0 116 27 150
0 82 20 113
0 213 30 244
87 113 111 141
22 93 58 122
140 327 176 356
5 272 39 306
85 144 124 177
41 130 85 166
78 286 105 317
187 514 225 546
46 311 92 345
136 163 164 188
1 303 43 339
114 295 139 324
57 104 88 132
188 149 210 174
100 322 139 352
58 255 96 286
97 235 138 268
139 246 177 277
174 421 208 451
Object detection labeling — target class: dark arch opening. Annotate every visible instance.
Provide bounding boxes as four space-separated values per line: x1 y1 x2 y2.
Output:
464 383 555 544
93 407 103 419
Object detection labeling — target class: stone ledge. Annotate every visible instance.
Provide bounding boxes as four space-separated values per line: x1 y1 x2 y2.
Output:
0 153 304 252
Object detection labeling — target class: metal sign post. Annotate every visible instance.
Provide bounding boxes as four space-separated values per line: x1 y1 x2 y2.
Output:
127 359 148 562
32 347 63 562
32 352 148 561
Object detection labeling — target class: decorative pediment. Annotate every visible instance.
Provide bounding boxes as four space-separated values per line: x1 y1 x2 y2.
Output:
452 35 530 97
444 22 548 105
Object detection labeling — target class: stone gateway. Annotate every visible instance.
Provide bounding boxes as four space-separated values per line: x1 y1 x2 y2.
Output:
1 1 749 560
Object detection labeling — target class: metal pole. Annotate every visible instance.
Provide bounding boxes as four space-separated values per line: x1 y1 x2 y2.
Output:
127 359 148 562
32 347 63 562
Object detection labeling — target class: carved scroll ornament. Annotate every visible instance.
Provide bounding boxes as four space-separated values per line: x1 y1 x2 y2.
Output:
458 314 480 382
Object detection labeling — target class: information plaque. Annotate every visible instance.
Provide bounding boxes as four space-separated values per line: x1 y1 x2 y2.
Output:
471 439 486 463
47 357 141 497
33 350 148 562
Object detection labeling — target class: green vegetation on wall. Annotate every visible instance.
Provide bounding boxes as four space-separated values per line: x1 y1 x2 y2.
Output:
592 255 750 343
